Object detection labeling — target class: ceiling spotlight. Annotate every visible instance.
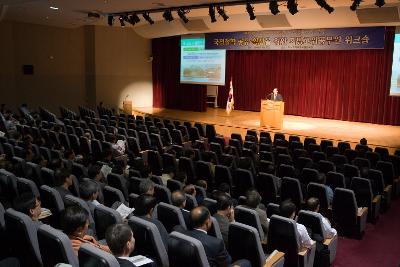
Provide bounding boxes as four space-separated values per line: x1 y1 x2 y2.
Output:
375 0 385 7
49 6 58 10
217 5 229 21
107 15 114 26
177 8 189 23
209 5 217 23
315 0 335 13
127 15 136 25
163 9 174 22
350 0 361 10
246 3 256 20
269 0 280 15
287 0 299 15
119 16 125 27
143 12 154 24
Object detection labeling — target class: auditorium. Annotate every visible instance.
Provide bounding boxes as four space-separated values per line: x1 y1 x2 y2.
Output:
0 0 400 266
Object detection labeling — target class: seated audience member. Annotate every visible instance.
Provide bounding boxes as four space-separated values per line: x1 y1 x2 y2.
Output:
139 179 155 196
171 190 190 227
188 206 232 267
183 184 198 203
279 200 314 249
105 223 154 267
32 154 47 168
214 183 238 207
13 193 43 229
54 168 73 200
61 205 111 256
79 179 101 217
213 194 234 247
241 189 268 243
306 197 337 239
133 195 169 249
88 164 106 203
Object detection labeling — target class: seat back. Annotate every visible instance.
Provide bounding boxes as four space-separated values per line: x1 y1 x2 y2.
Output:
40 185 65 228
168 231 210 267
0 169 19 206
297 210 325 240
376 161 395 186
267 215 300 267
214 165 233 187
228 222 266 267
16 177 40 197
64 194 96 236
350 177 373 212
167 179 184 192
258 173 278 205
179 157 196 184
281 177 303 210
234 168 254 197
307 183 330 217
154 184 172 204
332 188 358 234
5 209 42 267
94 205 122 240
326 171 345 190
128 216 169 266
156 202 187 232
234 206 264 241
78 243 119 267
38 224 79 267
103 186 126 207
107 173 129 199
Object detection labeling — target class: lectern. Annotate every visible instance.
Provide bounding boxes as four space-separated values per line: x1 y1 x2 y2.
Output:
260 100 284 129
123 100 132 115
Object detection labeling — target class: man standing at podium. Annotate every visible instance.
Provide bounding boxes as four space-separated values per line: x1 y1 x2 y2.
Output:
269 88 283 101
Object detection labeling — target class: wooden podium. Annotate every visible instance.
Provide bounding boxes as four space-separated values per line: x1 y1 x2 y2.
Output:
260 99 284 129
123 100 132 115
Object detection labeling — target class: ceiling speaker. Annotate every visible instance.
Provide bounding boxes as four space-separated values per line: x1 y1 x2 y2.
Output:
181 19 209 31
256 14 291 28
356 7 399 24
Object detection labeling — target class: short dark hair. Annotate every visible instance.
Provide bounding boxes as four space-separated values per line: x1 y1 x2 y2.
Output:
13 193 38 216
79 180 99 200
134 195 157 216
88 164 102 179
216 194 233 211
279 199 296 218
60 205 89 235
171 190 186 208
360 138 368 145
139 179 154 195
218 183 231 194
306 197 320 212
64 149 75 159
174 171 187 183
245 189 261 208
190 206 210 228
183 184 196 195
55 168 71 186
105 223 133 256
195 179 207 189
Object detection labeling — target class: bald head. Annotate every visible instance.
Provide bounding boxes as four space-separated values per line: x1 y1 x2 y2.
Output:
171 190 186 208
190 206 211 230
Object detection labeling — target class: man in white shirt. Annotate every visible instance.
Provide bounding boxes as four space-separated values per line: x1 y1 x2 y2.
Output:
306 197 337 238
279 199 314 249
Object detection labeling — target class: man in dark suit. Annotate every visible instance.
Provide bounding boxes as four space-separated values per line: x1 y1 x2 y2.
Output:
213 194 234 247
269 88 283 101
187 206 232 267
171 190 191 228
105 223 155 267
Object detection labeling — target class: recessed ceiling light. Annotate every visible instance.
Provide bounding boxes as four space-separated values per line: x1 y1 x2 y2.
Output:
50 6 59 10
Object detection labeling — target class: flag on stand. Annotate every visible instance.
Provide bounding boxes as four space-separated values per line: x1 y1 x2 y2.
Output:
226 78 234 115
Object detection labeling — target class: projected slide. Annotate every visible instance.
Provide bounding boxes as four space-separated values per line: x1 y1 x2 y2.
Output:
180 36 226 86
390 34 400 96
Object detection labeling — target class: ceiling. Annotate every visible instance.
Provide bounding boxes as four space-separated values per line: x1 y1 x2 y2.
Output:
0 0 399 38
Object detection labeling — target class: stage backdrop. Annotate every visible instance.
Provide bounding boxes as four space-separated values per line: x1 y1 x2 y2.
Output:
153 27 400 125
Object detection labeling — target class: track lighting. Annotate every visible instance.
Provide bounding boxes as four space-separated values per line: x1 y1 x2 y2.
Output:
143 12 154 24
107 15 113 26
163 9 174 22
350 0 361 10
118 16 125 27
246 3 256 20
287 0 299 15
177 8 189 23
269 0 280 15
217 5 229 21
315 0 334 13
209 5 217 23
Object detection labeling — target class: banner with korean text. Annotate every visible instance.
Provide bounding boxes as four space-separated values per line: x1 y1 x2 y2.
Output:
205 27 385 50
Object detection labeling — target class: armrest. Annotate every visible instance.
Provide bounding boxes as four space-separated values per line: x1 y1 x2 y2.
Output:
372 195 381 204
384 185 392 194
264 251 285 267
357 207 368 217
298 241 316 256
323 235 337 246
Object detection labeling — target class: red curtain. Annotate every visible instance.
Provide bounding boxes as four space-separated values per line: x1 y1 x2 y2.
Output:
217 27 400 125
152 28 399 125
152 36 207 112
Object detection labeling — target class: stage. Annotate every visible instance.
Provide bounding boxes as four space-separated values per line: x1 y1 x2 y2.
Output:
132 107 400 153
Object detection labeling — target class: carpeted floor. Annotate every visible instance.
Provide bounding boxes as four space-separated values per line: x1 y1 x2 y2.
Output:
334 198 400 267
